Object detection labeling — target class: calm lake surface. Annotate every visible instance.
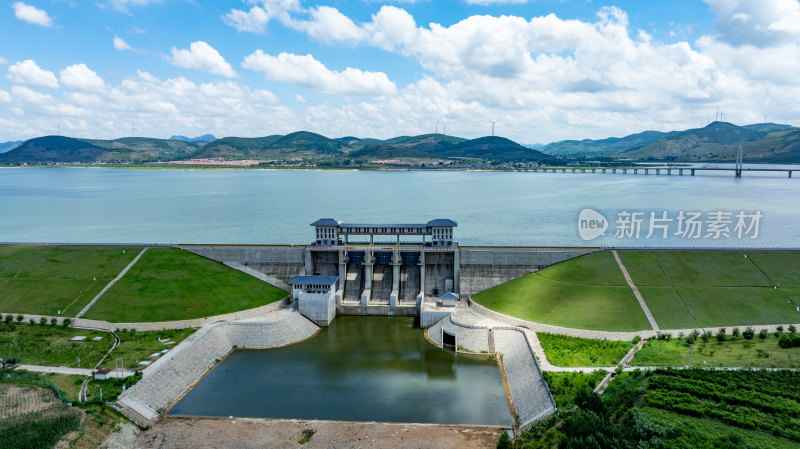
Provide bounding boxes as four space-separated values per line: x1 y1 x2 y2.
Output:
168 316 511 425
1 167 799 247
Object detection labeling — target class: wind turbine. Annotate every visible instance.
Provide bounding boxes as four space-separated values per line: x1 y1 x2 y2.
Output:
490 120 500 136
435 119 440 134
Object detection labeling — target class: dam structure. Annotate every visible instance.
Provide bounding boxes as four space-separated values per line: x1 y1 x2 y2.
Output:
181 219 595 327
306 218 459 318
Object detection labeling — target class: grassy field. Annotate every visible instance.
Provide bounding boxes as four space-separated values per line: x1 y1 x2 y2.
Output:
621 250 798 329
541 370 607 409
0 321 112 368
475 250 800 333
98 328 195 370
84 248 287 322
0 246 138 316
0 321 195 370
631 333 800 368
473 252 650 332
538 333 634 367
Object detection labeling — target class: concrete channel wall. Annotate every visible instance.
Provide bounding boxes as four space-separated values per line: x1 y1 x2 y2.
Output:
427 314 556 432
116 311 318 427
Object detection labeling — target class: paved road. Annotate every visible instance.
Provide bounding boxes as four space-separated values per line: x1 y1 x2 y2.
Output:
17 364 94 376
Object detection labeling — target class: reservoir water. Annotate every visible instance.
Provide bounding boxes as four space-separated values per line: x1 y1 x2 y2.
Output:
1 167 799 247
168 317 511 425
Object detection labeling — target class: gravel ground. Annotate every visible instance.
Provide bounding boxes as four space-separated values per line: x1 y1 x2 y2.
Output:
134 417 505 449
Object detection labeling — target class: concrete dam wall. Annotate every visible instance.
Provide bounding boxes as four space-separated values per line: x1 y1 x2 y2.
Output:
458 247 595 297
181 244 596 303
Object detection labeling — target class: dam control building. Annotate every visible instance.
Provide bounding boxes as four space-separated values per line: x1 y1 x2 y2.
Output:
306 219 460 318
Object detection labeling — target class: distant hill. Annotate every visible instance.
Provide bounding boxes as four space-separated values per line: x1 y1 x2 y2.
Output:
541 122 800 163
0 136 201 164
0 141 22 153
621 122 798 162
543 130 677 156
0 136 109 163
191 132 346 159
170 134 216 143
351 135 556 164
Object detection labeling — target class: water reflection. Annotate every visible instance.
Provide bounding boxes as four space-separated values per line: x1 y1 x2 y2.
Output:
169 316 511 425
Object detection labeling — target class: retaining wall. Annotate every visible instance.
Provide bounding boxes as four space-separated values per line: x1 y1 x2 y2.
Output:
459 247 596 297
426 312 557 432
116 311 318 427
181 245 307 288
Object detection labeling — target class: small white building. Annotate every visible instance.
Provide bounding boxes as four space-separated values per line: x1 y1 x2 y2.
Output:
290 275 339 326
440 291 459 307
94 368 112 380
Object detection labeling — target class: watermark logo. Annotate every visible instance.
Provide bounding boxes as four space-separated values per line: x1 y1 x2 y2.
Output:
578 208 608 241
577 208 763 242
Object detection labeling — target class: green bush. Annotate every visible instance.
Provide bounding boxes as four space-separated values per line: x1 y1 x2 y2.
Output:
731 327 740 338
701 331 712 343
790 325 797 334
4 315 12 324
62 318 72 328
39 317 47 326
759 329 768 339
50 318 57 326
28 318 35 325
742 327 755 340
686 330 700 345
496 432 511 449
778 333 800 349
716 328 727 342
15 314 23 322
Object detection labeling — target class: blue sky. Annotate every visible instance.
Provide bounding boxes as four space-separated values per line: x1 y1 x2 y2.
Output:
1 0 798 143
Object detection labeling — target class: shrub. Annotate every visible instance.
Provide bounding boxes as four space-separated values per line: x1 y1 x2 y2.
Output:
39 317 47 326
743 327 755 340
731 327 740 338
50 318 57 326
677 331 685 340
778 333 800 348
759 328 768 339
701 331 712 343
632 335 641 344
716 328 727 342
790 325 797 334
497 432 511 449
687 330 700 345
28 319 35 325
62 318 72 328
15 314 23 322
4 315 12 324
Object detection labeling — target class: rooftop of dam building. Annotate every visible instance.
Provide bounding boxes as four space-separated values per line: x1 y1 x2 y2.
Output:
311 218 457 247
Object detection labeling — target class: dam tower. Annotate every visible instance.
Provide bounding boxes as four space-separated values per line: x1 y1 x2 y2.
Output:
304 218 459 318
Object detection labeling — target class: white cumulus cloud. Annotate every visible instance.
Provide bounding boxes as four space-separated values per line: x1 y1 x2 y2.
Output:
704 0 800 46
12 2 54 27
113 35 135 52
223 0 300 33
168 41 237 78
6 60 59 88
242 50 397 96
60 64 106 91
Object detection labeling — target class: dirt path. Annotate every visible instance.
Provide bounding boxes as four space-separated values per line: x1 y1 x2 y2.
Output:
135 417 504 449
76 247 148 318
